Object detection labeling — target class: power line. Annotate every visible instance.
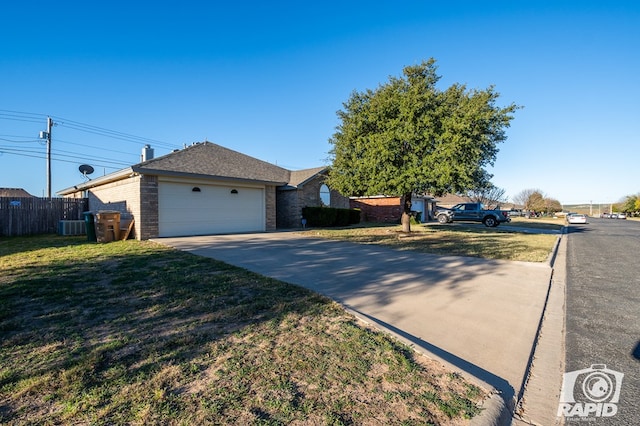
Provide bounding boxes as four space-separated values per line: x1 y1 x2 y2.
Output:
52 115 179 150
0 147 127 170
55 138 144 158
0 110 46 124
0 146 131 167
0 134 140 168
0 109 46 117
0 136 41 143
0 109 180 150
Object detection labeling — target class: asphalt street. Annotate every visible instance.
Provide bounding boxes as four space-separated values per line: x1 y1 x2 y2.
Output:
563 218 640 425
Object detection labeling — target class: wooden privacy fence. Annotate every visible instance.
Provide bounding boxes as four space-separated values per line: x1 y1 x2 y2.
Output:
0 197 89 236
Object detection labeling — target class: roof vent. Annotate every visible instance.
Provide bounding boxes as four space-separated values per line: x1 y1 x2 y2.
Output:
141 144 154 162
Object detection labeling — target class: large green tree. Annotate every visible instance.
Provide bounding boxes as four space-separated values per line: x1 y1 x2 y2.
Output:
327 59 519 231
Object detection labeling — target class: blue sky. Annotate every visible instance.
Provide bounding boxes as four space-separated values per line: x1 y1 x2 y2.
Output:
1 1 638 206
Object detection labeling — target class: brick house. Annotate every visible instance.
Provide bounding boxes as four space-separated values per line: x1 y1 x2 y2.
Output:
276 167 349 228
58 142 348 239
350 195 436 223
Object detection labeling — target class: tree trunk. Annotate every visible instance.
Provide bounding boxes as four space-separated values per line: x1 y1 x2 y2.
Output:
401 193 412 233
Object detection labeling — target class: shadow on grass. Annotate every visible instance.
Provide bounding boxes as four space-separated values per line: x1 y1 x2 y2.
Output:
0 236 333 424
1 235 487 425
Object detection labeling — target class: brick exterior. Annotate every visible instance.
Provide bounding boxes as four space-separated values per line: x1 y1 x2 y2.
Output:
68 170 356 236
86 176 140 238
276 175 351 228
276 189 300 228
350 196 436 223
351 197 403 223
60 144 354 236
265 185 277 231
139 175 159 240
330 189 350 209
82 174 159 240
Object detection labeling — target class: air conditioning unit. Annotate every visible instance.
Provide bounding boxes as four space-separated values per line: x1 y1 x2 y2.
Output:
58 220 86 236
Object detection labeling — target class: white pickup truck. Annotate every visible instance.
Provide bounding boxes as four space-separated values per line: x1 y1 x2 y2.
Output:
436 202 511 227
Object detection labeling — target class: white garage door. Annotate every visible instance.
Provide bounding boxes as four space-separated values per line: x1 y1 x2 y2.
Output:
158 181 265 237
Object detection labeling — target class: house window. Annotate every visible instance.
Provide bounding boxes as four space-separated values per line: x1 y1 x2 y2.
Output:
320 184 330 206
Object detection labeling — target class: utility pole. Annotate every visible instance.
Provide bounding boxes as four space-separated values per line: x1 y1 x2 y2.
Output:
40 117 53 198
46 117 52 198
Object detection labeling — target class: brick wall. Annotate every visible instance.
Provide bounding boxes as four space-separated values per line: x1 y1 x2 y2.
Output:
265 185 277 231
350 197 402 223
330 189 350 209
139 175 158 239
276 175 352 228
88 176 141 238
276 189 299 228
86 174 159 240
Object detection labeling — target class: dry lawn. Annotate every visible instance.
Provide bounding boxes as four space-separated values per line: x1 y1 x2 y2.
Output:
301 221 560 262
0 235 486 425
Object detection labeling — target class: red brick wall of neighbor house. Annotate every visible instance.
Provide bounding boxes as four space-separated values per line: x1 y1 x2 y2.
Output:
350 197 402 223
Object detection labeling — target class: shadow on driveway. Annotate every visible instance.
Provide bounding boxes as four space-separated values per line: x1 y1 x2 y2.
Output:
155 232 553 413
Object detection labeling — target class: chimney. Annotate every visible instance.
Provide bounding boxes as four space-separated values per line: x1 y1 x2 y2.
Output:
141 144 154 162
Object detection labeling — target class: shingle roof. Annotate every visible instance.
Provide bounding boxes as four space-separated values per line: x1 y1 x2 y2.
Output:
287 166 327 188
0 188 34 197
134 142 291 185
58 142 328 195
434 193 472 206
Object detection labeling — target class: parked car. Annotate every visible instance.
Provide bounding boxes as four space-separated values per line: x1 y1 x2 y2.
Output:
567 213 588 224
435 202 511 227
617 213 627 219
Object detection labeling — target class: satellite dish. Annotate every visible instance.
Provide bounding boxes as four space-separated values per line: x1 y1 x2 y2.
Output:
79 164 94 180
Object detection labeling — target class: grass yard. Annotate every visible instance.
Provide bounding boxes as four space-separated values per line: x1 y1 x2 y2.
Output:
0 235 486 425
302 221 561 262
507 216 566 229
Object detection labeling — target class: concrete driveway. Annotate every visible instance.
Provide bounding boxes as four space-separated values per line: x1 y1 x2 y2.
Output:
154 231 554 420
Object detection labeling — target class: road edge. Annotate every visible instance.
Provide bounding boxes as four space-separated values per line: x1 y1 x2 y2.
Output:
512 228 567 425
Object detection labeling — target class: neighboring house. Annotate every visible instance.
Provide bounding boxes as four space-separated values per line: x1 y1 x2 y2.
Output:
58 142 348 239
350 195 436 223
0 188 35 197
434 193 473 208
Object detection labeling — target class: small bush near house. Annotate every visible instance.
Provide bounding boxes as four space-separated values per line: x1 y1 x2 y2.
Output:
302 206 361 227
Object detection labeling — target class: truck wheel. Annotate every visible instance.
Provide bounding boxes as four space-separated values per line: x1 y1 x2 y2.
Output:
437 214 449 224
483 217 497 227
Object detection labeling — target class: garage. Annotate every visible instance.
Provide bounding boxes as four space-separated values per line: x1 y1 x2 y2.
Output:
158 180 265 237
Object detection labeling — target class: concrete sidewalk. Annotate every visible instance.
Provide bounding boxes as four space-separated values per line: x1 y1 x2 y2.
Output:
154 232 555 424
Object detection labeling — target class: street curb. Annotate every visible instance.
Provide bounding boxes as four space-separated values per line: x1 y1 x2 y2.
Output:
512 227 567 425
469 227 566 426
474 228 567 426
